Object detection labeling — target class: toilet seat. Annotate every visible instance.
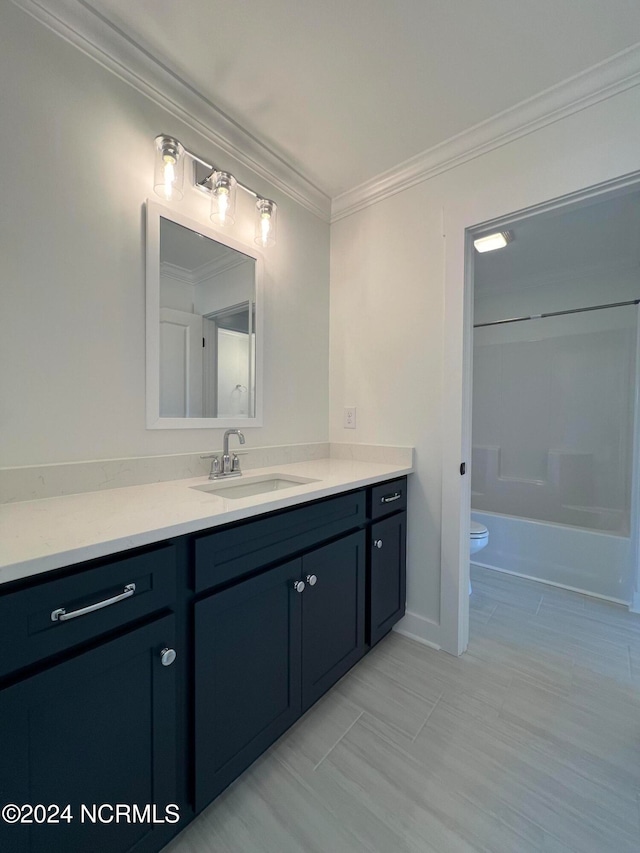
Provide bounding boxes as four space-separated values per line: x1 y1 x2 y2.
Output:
470 520 489 559
470 521 488 538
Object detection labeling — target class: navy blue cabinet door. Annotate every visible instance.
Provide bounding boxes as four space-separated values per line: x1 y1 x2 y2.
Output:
194 558 303 812
0 615 178 853
301 531 366 711
369 513 406 646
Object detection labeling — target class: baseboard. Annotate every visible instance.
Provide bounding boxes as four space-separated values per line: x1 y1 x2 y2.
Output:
393 610 440 650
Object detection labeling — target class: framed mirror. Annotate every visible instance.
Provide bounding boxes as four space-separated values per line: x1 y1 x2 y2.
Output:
146 201 264 428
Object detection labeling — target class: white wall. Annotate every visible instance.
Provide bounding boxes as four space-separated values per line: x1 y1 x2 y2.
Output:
160 276 195 313
0 2 330 467
330 84 640 649
329 190 445 644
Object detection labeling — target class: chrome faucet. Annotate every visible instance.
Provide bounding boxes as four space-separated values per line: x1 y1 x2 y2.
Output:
222 429 245 476
200 429 246 480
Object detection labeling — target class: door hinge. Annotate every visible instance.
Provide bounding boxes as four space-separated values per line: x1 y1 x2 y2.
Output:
203 337 206 347
460 462 466 475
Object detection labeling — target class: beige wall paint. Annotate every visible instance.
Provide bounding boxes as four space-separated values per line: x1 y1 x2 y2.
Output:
330 85 640 647
0 3 330 467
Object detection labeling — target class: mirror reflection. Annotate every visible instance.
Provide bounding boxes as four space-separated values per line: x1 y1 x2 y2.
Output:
159 217 256 418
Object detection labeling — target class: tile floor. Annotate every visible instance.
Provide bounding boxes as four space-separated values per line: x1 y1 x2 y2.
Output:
164 565 640 852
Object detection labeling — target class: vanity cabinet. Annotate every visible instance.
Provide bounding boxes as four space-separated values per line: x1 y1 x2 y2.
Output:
0 560 179 853
0 476 407 853
194 530 366 810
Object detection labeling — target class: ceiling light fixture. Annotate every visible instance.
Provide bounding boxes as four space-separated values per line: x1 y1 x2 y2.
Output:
473 231 513 253
153 134 278 247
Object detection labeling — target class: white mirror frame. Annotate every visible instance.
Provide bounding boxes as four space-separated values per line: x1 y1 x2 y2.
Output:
146 200 264 429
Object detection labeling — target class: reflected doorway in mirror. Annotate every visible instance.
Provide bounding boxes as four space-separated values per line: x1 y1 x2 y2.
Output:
146 201 264 429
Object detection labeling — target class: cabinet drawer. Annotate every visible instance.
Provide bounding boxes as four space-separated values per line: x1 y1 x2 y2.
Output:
370 477 407 520
194 490 366 593
0 544 176 679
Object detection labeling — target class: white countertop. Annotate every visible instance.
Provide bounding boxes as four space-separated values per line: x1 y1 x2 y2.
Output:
0 457 412 586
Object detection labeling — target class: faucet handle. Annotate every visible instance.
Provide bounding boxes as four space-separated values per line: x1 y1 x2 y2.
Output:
231 453 242 473
200 454 220 478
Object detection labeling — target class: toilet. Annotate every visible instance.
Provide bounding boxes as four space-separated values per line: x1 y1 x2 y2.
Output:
469 520 489 594
470 520 489 555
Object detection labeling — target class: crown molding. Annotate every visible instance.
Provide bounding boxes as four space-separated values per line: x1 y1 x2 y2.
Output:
192 253 250 284
11 0 331 222
160 253 248 285
331 42 640 223
159 261 192 285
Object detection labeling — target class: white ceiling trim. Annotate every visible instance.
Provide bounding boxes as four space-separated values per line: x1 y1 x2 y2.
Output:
159 261 193 285
160 255 248 285
11 0 332 221
331 43 640 223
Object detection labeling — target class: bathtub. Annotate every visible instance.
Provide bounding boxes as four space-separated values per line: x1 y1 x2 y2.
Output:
471 509 633 604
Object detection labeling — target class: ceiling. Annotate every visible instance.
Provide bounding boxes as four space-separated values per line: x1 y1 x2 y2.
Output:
50 1 640 199
474 189 640 294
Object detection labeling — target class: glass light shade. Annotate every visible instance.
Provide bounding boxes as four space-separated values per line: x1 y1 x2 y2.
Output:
254 198 277 248
210 171 237 226
153 136 185 201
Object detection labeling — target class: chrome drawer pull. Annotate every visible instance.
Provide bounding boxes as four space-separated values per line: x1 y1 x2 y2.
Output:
380 492 402 504
51 583 136 622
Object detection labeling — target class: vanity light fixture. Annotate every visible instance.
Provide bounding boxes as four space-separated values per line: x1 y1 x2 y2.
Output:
474 230 513 253
153 134 278 247
209 171 237 226
255 198 277 248
154 136 185 201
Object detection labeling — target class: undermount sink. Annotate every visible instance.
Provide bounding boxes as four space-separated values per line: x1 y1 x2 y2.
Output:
191 473 320 499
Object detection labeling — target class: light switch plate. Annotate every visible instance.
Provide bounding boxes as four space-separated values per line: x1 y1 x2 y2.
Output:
343 407 356 429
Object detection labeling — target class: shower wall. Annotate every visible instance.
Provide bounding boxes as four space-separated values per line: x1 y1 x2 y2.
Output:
472 306 637 536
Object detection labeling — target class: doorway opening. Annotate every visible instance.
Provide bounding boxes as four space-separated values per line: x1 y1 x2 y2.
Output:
463 182 640 651
203 301 256 418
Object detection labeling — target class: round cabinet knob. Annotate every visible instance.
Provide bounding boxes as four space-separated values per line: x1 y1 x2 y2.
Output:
306 574 317 586
160 647 177 667
293 580 306 593
374 539 383 549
